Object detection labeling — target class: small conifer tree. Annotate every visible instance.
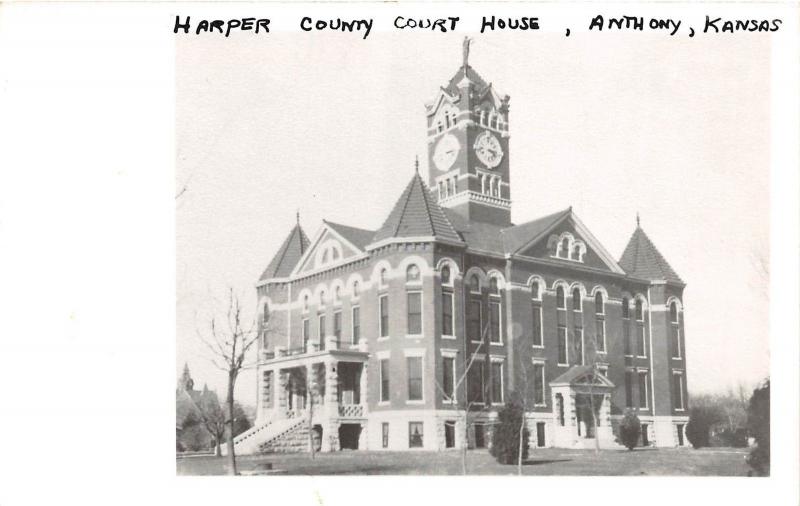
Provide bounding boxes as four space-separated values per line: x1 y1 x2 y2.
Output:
619 409 641 450
490 400 529 465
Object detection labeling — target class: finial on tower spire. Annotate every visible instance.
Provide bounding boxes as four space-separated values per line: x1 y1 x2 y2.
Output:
296 209 300 226
636 212 641 228
462 36 472 68
415 155 419 173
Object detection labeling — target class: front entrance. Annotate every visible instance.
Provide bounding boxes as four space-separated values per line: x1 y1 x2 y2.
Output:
339 423 361 450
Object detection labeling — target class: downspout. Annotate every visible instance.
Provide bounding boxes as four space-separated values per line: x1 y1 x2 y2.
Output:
646 287 657 427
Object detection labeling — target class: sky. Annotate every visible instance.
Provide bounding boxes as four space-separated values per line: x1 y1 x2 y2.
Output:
176 31 770 408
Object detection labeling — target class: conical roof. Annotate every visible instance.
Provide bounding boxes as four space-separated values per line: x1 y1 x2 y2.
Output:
372 172 463 244
259 224 310 281
619 226 683 284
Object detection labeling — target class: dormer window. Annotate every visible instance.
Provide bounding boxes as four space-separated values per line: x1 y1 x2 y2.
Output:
551 233 586 262
406 264 421 283
560 238 569 258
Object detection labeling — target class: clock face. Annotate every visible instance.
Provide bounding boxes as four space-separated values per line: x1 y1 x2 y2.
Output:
433 134 460 172
474 131 503 169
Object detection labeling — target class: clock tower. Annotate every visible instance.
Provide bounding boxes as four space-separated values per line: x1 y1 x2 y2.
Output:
426 38 511 226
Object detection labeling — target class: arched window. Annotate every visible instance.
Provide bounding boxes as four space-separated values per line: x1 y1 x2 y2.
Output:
406 264 420 283
621 297 629 319
556 286 566 309
670 301 678 323
531 281 540 300
489 277 499 295
560 238 569 258
319 290 326 306
572 245 581 261
334 286 341 304
469 275 480 293
332 249 339 261
321 249 329 264
352 281 360 298
303 295 309 312
441 265 451 285
595 292 604 315
635 299 644 321
437 121 443 133
262 303 270 324
572 288 582 311
380 268 388 286
445 115 451 129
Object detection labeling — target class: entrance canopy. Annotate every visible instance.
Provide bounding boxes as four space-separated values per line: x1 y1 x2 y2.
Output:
549 365 615 393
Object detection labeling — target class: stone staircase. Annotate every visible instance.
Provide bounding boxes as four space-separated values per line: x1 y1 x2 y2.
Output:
258 419 310 454
221 417 307 456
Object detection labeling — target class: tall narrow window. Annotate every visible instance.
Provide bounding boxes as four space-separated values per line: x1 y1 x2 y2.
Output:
595 292 605 353
380 268 387 287
303 295 309 313
531 280 540 300
635 299 644 321
442 292 454 336
352 281 359 298
556 286 566 309
334 286 341 305
380 359 390 403
489 277 499 295
575 327 584 365
318 314 326 350
469 275 480 294
531 304 543 347
622 298 632 356
556 393 565 425
670 301 678 323
379 295 389 338
407 292 422 335
441 265 451 285
468 360 485 404
302 318 310 352
673 372 685 410
622 297 630 319
488 301 501 343
594 292 604 315
625 371 633 408
407 356 423 401
333 311 342 345
351 306 360 344
572 287 582 311
637 326 646 357
670 301 681 359
533 362 545 405
468 299 482 342
560 238 569 258
490 361 504 404
557 325 568 365
638 371 649 409
442 356 455 401
382 423 389 448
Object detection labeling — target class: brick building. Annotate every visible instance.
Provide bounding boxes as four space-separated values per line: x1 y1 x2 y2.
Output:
231 44 689 454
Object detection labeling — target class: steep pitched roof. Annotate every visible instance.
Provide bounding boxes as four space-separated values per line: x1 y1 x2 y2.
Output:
501 208 572 254
619 226 684 285
372 172 463 244
259 224 310 281
445 64 489 95
323 220 375 251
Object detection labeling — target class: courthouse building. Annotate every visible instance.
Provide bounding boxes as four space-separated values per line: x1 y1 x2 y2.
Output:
231 44 690 454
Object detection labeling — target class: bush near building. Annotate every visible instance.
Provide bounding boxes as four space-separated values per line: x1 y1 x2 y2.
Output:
490 400 529 465
686 406 722 448
746 379 769 476
619 409 641 450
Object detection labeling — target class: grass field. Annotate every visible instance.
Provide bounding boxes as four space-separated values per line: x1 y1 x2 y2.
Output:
176 447 752 476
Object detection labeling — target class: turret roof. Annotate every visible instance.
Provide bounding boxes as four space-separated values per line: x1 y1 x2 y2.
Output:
259 224 310 281
619 226 683 285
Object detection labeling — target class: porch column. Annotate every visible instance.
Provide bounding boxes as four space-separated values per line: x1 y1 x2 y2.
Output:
323 359 340 452
359 362 368 407
277 369 289 418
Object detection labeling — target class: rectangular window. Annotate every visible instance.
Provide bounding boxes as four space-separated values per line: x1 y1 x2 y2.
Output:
672 326 681 358
677 424 685 446
637 326 646 357
673 373 684 410
536 422 546 448
379 295 389 338
333 311 342 345
557 326 568 365
596 318 605 352
351 306 360 344
319 315 326 341
442 292 454 336
380 359 390 403
442 356 455 402
623 323 632 356
382 422 389 448
468 299 482 342
638 371 649 409
489 301 501 343
467 360 485 404
532 305 542 347
407 292 422 335
408 422 423 448
625 371 633 408
407 356 423 401
302 319 310 351
533 362 545 406
490 361 503 404
575 327 584 365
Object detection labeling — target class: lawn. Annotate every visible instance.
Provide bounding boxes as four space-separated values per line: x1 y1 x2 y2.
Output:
176 447 751 476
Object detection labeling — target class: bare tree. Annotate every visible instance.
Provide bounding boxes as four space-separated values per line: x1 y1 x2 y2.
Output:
512 349 537 475
571 329 604 455
196 288 259 475
196 386 226 457
288 364 326 459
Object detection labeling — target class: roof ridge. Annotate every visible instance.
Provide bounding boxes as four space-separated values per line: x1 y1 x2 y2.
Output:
393 178 416 237
418 175 437 236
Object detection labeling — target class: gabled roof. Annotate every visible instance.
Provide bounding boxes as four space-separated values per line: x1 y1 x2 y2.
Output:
550 365 615 388
372 172 463 245
323 220 374 251
259 224 310 282
619 226 684 285
501 208 572 254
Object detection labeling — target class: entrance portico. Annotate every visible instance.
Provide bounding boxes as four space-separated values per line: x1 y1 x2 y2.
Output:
549 365 616 449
